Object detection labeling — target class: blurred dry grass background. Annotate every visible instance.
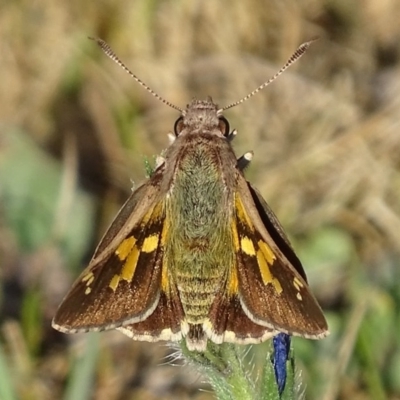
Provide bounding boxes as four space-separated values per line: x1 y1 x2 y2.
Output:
1 0 400 399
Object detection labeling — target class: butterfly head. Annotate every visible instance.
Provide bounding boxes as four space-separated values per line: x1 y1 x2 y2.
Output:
174 98 230 138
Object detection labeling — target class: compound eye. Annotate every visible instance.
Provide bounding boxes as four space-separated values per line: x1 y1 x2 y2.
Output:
174 117 184 136
218 116 230 137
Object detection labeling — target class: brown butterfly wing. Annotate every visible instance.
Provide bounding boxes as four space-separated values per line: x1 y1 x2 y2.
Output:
208 292 276 344
234 177 328 338
117 290 184 342
52 173 166 333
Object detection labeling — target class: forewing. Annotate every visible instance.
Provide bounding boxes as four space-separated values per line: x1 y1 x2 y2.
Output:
248 183 307 281
53 173 167 333
234 176 328 338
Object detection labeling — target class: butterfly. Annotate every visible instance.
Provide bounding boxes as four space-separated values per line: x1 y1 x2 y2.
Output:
52 39 328 352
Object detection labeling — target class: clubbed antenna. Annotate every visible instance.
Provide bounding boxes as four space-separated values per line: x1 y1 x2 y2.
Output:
90 37 183 113
220 39 317 112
